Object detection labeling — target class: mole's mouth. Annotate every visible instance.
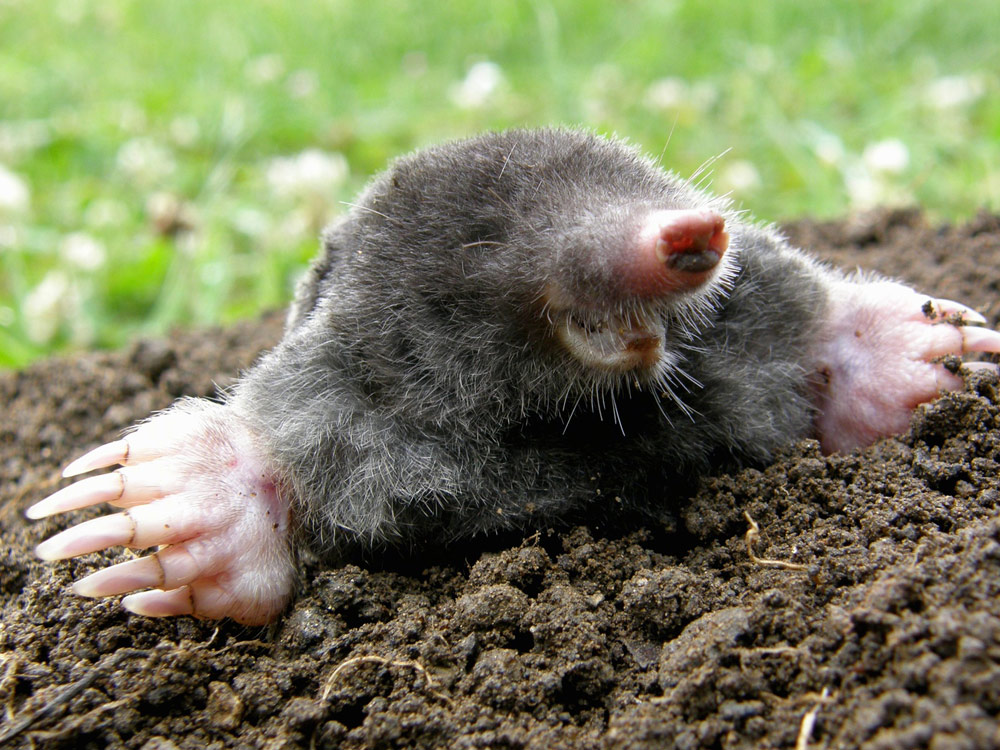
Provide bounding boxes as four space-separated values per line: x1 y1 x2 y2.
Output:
551 306 665 372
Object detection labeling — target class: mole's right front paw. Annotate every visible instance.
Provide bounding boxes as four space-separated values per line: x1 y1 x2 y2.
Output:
812 280 1000 454
26 399 295 625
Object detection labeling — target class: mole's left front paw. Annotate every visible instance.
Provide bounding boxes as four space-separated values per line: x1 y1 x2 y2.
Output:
26 399 295 625
812 280 1000 454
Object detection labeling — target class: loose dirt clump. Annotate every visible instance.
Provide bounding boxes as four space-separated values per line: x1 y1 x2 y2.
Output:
3 209 1000 749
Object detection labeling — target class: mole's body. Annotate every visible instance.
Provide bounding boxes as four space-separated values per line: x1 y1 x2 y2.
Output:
28 129 1000 624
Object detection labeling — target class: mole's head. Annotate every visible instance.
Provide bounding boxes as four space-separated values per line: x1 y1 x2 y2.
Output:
321 129 738 422
538 205 730 376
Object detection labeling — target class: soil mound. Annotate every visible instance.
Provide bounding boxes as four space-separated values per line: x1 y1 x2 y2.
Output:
3 209 1000 749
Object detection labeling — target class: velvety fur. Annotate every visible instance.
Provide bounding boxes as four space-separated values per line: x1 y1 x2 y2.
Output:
229 129 831 552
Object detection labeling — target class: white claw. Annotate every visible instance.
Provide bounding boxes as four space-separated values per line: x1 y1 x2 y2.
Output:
27 461 184 520
63 439 131 477
36 493 214 562
74 546 204 597
62 418 192 478
963 361 1000 373
25 472 124 520
961 326 1000 354
122 587 196 618
933 298 988 325
35 513 136 560
73 556 164 598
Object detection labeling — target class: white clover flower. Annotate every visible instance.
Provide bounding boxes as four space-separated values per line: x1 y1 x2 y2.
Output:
986 171 1000 206
23 271 71 344
170 115 201 147
843 158 913 210
645 77 716 113
746 45 776 73
0 120 51 158
245 53 285 85
221 96 248 145
923 74 986 110
84 198 129 228
116 137 176 184
266 150 349 199
0 163 30 213
200 259 226 287
117 103 148 133
274 208 314 244
60 232 106 271
813 135 846 167
175 230 200 258
719 160 762 194
863 139 909 174
231 207 272 238
645 77 688 110
55 0 86 24
145 191 196 237
689 81 719 111
800 122 846 167
843 163 880 209
450 61 503 109
287 70 318 99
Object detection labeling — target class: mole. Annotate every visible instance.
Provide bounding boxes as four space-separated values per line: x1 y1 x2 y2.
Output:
26 128 1000 624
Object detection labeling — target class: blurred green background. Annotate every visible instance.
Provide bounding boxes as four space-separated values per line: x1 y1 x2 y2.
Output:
2 0 999 368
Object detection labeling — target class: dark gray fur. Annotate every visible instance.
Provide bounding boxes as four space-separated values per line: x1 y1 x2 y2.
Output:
228 129 832 552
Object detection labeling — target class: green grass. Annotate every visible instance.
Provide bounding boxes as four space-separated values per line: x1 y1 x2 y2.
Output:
2 0 999 368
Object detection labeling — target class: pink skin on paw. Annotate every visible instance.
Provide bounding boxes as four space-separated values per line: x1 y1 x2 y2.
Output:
811 280 1000 454
27 400 295 625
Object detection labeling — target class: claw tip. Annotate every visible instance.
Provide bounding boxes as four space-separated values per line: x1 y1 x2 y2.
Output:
72 578 100 598
24 503 45 520
120 592 155 618
62 439 129 478
34 540 61 561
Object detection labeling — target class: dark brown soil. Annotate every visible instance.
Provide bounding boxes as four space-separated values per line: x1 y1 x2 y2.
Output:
3 208 1000 750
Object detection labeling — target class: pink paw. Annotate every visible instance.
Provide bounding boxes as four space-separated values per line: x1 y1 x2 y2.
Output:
812 280 1000 454
26 400 295 625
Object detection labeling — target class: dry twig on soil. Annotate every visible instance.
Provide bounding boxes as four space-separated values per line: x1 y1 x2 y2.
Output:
795 687 831 750
321 654 453 707
744 511 808 571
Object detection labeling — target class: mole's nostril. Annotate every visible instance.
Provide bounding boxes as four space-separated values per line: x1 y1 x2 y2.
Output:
617 209 730 298
654 212 729 272
662 245 722 273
